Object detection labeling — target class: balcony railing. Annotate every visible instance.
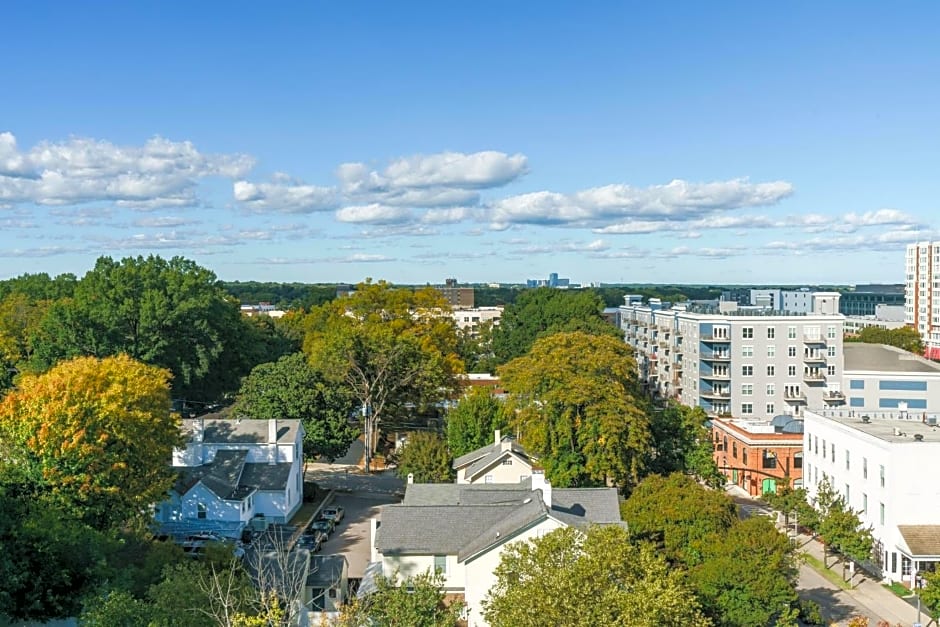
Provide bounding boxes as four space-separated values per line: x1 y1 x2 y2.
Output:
701 371 731 380
700 390 731 400
783 391 807 402
803 372 826 382
701 353 731 361
803 353 826 363
803 336 827 345
701 335 732 342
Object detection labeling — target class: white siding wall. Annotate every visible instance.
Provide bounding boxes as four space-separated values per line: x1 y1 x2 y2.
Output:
465 454 533 485
463 518 563 627
804 410 940 581
180 484 243 522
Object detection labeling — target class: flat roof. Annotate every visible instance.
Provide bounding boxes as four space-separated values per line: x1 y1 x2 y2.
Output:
808 410 940 444
843 343 940 374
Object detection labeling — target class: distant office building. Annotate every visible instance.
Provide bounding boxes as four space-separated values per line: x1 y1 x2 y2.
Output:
840 285 905 317
843 304 907 335
905 243 940 358
439 278 475 309
447 306 502 337
526 272 573 288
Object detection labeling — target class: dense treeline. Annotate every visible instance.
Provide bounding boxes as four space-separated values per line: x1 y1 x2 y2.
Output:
220 281 338 311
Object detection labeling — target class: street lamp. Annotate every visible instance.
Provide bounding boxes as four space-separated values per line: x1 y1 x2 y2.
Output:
911 568 923 627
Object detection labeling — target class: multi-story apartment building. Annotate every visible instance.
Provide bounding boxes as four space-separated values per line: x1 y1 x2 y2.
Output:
803 408 940 584
905 242 940 359
620 298 846 419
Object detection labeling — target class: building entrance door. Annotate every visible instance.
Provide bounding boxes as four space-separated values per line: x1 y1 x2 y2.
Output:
762 478 777 494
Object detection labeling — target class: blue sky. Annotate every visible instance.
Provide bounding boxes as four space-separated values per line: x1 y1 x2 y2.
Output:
2 2 938 285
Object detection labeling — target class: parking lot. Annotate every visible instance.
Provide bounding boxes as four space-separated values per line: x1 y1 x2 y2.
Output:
318 493 398 578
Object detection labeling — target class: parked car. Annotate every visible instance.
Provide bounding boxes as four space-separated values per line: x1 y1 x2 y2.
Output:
321 506 345 524
309 518 334 537
296 533 322 552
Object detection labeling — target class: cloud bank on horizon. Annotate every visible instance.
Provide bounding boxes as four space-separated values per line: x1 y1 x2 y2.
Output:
0 130 932 281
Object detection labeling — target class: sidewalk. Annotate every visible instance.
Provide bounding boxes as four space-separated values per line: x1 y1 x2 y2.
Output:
795 531 925 626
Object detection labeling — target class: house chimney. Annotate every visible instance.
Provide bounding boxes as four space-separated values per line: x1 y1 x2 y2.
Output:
531 469 552 508
407 473 414 484
494 429 501 446
193 416 205 443
268 418 278 444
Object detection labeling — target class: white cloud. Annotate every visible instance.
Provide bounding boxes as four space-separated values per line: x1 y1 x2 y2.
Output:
234 175 336 214
339 151 528 193
492 178 794 229
132 216 200 228
421 207 479 224
0 133 254 208
335 204 412 224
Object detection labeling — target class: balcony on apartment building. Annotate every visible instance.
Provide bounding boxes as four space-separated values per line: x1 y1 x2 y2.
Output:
803 335 827 345
701 370 731 380
701 334 732 342
783 388 807 403
700 388 731 400
701 352 731 361
802 351 826 364
802 370 826 383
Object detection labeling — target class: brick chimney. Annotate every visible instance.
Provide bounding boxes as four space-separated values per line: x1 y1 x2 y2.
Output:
494 429 501 446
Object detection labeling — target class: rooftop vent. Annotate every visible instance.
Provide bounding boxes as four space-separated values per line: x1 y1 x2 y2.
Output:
915 434 924 442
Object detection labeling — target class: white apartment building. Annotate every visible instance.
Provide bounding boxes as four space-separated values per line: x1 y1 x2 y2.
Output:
447 306 502 338
803 408 940 583
620 299 846 419
905 242 940 359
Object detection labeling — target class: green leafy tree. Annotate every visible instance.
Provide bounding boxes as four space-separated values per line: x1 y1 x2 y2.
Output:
233 352 359 464
0 354 180 529
0 292 49 391
0 271 77 301
340 570 464 627
29 255 260 401
303 280 464 471
500 331 651 488
395 432 454 483
763 485 816 531
77 590 155 626
808 476 871 567
689 516 798 627
920 568 940 619
483 525 710 627
621 473 737 565
491 288 621 364
0 481 109 622
445 387 509 457
845 326 924 354
646 402 723 486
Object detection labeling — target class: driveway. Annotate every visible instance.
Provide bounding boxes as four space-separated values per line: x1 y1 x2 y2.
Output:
319 493 398 579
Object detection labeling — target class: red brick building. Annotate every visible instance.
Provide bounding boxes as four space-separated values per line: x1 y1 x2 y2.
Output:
712 416 804 496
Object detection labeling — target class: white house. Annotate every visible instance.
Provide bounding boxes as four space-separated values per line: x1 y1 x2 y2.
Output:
368 472 622 627
154 416 305 538
452 431 536 484
803 408 940 584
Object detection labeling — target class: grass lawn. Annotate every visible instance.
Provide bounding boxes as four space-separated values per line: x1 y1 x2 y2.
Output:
882 581 910 598
801 552 852 590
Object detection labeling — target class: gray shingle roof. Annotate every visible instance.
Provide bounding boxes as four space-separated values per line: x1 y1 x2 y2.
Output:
181 417 302 444
898 525 940 556
452 436 532 470
240 462 294 491
378 482 622 561
307 555 347 588
844 343 940 373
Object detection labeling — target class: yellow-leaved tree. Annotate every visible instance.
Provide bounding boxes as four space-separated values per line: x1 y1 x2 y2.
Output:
0 354 181 529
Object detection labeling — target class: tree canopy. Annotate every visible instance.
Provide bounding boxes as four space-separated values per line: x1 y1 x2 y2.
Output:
0 354 180 529
27 255 281 401
844 326 924 354
645 402 723 486
499 331 650 487
232 352 359 462
445 387 509 457
339 570 464 627
303 280 464 470
483 525 710 627
395 431 454 483
621 473 737 565
491 288 621 364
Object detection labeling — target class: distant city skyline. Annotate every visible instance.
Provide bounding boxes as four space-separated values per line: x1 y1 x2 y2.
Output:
2 3 938 284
